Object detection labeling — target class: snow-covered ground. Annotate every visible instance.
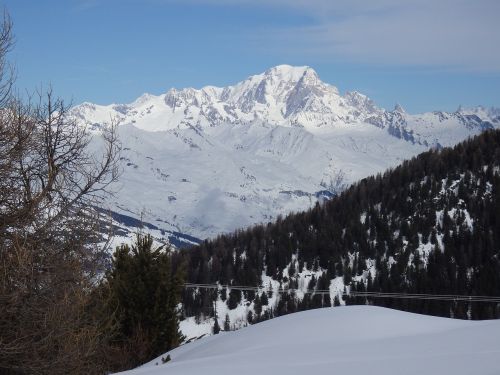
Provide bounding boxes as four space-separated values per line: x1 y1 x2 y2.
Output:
74 65 499 244
116 306 500 375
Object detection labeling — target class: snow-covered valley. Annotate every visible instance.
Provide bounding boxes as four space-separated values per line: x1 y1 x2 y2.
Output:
73 65 500 244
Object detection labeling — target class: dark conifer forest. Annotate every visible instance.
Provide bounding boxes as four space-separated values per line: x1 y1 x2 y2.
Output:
2 2 499 373
177 130 500 322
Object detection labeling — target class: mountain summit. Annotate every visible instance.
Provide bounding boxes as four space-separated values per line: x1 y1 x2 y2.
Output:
73 65 497 145
71 66 500 243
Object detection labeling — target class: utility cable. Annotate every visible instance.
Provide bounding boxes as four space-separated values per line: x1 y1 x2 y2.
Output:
183 283 500 303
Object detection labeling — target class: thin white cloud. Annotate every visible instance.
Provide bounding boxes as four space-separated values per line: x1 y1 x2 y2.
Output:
165 0 500 72
72 0 103 12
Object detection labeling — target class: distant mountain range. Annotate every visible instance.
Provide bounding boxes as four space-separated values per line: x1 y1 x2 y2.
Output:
71 65 500 245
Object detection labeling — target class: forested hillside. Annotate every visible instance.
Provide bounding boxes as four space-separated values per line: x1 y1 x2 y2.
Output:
73 64 499 244
178 130 500 326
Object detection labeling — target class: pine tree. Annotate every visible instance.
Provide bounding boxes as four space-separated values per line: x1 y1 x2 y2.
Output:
224 313 231 331
247 310 254 324
260 291 269 306
105 234 185 366
213 297 220 334
213 317 221 335
179 130 500 321
227 289 241 310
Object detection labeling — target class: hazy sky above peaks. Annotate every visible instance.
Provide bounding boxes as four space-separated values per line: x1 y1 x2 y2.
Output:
4 0 499 113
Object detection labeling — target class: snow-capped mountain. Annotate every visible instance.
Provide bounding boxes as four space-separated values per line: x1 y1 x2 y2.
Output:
117 306 500 375
71 65 499 244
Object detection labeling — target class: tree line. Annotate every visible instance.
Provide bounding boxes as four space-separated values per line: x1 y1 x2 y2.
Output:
178 129 500 323
2 7 500 373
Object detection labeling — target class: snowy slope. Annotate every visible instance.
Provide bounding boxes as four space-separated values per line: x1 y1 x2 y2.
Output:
73 65 500 243
116 306 500 375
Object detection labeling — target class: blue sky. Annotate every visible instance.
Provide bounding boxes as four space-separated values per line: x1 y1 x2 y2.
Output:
4 0 499 113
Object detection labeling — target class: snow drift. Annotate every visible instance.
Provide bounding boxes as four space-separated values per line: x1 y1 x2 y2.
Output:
116 306 500 375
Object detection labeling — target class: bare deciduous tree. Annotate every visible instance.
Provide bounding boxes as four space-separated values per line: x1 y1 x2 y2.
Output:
0 11 120 375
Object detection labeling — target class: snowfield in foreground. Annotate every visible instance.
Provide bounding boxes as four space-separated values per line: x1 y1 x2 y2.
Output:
116 306 500 375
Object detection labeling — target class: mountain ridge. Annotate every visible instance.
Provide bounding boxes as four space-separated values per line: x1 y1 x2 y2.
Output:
72 64 498 144
72 66 500 243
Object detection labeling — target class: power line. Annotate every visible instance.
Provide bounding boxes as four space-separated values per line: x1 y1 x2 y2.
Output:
183 283 500 303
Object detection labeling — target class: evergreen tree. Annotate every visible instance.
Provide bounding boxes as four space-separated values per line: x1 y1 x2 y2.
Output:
260 291 269 306
180 130 500 321
213 316 221 335
227 289 241 310
105 234 185 367
224 313 231 331
247 310 254 324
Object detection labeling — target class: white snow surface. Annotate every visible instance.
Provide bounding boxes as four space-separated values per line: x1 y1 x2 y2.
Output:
115 306 500 375
72 65 500 242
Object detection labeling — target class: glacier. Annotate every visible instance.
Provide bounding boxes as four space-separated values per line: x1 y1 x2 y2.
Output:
71 65 500 244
